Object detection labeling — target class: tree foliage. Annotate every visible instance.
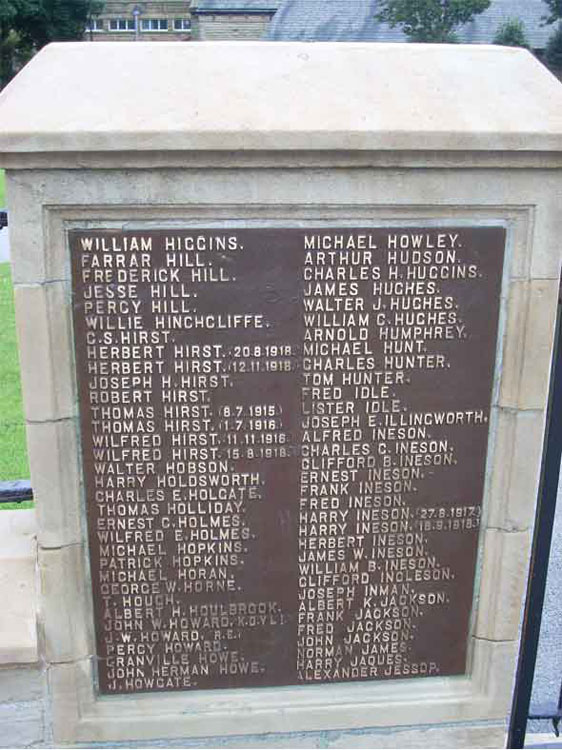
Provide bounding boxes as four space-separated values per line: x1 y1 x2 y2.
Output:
0 0 102 88
493 17 530 48
545 21 562 69
375 0 491 43
543 0 562 25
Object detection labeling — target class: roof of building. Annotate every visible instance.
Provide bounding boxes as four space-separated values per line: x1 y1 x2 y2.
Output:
459 0 551 48
265 0 553 48
267 0 379 41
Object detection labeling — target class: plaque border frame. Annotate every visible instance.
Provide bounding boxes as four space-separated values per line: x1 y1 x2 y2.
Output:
71 219 508 698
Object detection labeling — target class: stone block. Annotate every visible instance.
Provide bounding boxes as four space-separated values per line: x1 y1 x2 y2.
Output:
518 279 559 409
498 279 558 409
26 418 83 548
0 665 44 704
0 510 37 665
5 172 45 284
0 44 561 154
505 210 532 281
48 661 81 745
43 207 71 284
472 639 518 716
497 280 529 409
38 545 93 664
499 278 558 411
486 408 544 531
475 529 532 641
531 185 562 279
14 281 75 423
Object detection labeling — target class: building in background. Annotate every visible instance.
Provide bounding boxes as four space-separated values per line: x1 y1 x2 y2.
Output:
196 0 550 53
457 0 550 52
86 0 552 54
190 0 279 41
86 1 192 41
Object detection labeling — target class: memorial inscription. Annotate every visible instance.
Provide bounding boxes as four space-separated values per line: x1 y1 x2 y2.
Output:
70 226 505 695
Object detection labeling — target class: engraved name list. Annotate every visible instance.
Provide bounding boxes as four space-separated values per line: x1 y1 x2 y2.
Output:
70 226 505 695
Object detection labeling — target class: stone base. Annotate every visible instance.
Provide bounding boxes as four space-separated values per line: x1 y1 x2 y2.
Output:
74 723 505 749
0 510 37 665
0 666 47 748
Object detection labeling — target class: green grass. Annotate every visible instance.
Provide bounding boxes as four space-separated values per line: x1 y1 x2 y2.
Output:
0 262 29 482
0 176 31 508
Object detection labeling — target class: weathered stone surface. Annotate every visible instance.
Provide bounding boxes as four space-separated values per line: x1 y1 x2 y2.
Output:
26 418 82 548
14 281 75 422
0 43 561 155
0 510 37 665
71 723 506 748
475 529 532 641
0 700 45 748
498 278 559 409
487 408 545 531
38 545 93 664
4 173 45 284
0 666 44 704
519 280 560 408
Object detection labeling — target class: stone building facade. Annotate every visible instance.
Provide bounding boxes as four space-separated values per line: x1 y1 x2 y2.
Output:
190 0 279 41
86 1 192 42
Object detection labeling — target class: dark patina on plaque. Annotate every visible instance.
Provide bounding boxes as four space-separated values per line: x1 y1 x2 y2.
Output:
70 226 505 694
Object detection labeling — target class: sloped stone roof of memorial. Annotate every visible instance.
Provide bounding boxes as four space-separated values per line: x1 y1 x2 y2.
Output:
0 42 561 157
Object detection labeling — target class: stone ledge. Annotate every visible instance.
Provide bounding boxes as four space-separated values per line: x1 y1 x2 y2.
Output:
0 699 46 749
74 721 506 748
0 510 38 665
0 665 44 704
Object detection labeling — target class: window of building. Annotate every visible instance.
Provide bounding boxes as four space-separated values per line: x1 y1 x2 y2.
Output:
109 18 135 31
174 18 191 31
141 18 169 31
86 18 104 32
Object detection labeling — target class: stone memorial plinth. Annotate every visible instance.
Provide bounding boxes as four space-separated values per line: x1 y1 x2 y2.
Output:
1 41 561 747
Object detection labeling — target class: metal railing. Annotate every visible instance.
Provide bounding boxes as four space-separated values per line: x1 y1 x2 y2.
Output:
507 273 562 747
0 479 33 504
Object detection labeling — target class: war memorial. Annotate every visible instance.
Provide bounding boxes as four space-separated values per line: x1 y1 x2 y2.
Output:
0 40 561 746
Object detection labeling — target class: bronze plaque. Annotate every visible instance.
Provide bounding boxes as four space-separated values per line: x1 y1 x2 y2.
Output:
70 226 505 694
